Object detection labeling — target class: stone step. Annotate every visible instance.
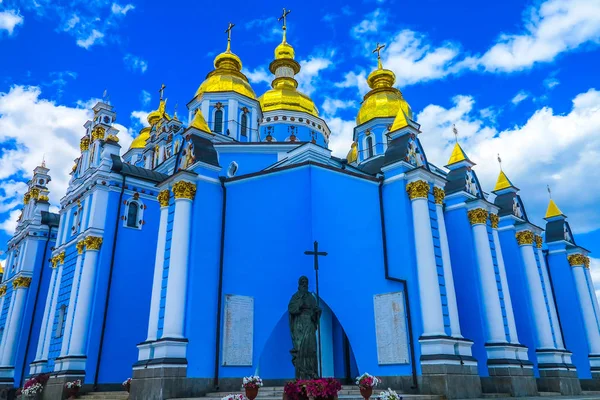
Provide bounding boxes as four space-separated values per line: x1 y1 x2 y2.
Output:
79 391 129 400
482 394 510 398
195 395 441 400
539 392 561 397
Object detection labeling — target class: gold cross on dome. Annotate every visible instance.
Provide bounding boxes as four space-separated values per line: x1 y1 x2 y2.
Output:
278 8 291 29
372 42 386 68
159 83 166 100
225 22 235 51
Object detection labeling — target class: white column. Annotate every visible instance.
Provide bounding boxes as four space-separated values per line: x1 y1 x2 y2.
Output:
59 243 85 357
491 222 519 343
536 240 565 349
585 267 600 332
34 262 59 360
68 236 102 356
0 293 6 357
40 262 64 359
0 280 30 366
469 208 506 343
146 193 170 341
162 181 195 339
407 181 445 336
571 255 600 354
517 231 555 349
0 291 15 362
434 188 462 337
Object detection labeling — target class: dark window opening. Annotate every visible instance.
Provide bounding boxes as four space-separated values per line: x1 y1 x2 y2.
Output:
241 114 248 137
366 136 374 158
214 109 223 133
127 202 139 228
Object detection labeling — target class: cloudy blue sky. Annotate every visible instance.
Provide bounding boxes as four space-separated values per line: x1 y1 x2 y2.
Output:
0 0 600 289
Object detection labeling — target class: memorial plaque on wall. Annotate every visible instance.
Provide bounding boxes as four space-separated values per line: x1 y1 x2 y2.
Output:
222 294 254 366
373 292 409 364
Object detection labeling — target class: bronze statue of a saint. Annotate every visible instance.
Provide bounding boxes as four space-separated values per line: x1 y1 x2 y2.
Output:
288 276 321 379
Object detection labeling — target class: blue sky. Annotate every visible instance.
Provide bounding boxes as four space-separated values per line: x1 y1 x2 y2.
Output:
0 0 600 289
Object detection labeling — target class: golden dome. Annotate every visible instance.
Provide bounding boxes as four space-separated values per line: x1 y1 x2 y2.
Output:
147 98 171 126
356 66 412 126
195 45 256 100
347 142 358 163
129 127 151 150
275 41 295 60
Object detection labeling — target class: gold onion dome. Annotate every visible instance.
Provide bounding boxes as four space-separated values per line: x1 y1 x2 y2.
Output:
195 29 256 100
130 127 151 150
357 50 412 126
258 16 319 117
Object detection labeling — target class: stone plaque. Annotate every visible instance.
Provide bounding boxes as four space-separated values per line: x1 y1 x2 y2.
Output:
222 294 254 366
373 292 409 365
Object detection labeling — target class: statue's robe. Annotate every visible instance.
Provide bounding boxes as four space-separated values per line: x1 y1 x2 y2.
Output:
288 291 320 379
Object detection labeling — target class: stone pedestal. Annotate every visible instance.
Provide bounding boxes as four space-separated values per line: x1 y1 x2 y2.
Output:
42 372 85 400
482 364 538 396
131 361 212 400
537 368 581 395
420 363 482 399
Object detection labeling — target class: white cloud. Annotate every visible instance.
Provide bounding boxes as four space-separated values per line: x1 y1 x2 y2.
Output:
0 85 135 234
325 117 355 158
243 67 271 85
111 3 135 15
0 9 24 35
334 70 370 96
545 77 560 89
124 54 148 73
322 98 356 117
511 91 529 105
416 88 600 232
63 14 79 31
76 29 104 49
477 0 600 72
0 210 20 235
140 90 151 106
131 111 150 128
297 57 333 96
351 8 386 38
243 17 280 43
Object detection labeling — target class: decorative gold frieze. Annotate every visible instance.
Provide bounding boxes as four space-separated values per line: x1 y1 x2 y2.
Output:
516 230 534 245
76 240 85 254
23 192 31 205
92 126 105 141
80 137 90 151
172 181 197 200
38 195 49 202
433 187 445 205
467 208 488 225
13 276 32 289
106 134 119 142
489 213 499 229
85 236 103 251
29 188 40 200
0 286 6 297
568 253 586 267
157 190 170 207
406 180 430 200
535 235 543 249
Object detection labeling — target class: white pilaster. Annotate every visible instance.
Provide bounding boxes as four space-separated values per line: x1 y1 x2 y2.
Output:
491 227 519 343
146 198 170 342
34 265 58 361
67 237 102 357
585 267 600 332
41 263 64 360
571 256 600 354
407 181 445 336
0 282 29 366
227 98 239 138
59 245 85 358
536 245 564 348
434 191 462 338
517 231 555 349
469 209 506 343
162 180 195 340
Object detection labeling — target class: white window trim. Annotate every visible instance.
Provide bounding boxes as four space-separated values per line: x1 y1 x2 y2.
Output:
123 196 145 230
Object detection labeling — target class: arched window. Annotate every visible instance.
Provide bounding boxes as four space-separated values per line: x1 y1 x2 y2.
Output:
214 109 223 133
56 305 66 338
366 136 374 158
127 201 139 228
240 114 248 137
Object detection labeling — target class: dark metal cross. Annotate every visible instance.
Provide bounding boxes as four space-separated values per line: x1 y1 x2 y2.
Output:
159 83 166 100
278 8 291 28
304 240 327 378
225 22 235 51
373 42 386 68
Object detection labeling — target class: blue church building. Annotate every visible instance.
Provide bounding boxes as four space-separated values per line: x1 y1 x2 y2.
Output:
1 19 600 400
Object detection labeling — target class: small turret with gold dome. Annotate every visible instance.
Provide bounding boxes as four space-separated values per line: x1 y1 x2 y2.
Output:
257 9 330 146
189 23 261 142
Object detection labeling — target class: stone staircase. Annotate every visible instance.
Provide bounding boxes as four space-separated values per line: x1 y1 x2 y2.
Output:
78 391 129 400
173 385 443 400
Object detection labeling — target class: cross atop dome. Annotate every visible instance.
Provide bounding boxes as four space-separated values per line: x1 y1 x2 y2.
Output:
373 42 386 69
225 22 235 52
278 8 291 42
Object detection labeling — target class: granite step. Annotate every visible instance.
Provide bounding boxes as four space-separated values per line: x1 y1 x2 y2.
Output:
79 391 129 399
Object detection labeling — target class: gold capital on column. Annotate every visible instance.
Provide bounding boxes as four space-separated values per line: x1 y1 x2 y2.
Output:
80 137 90 151
76 240 85 254
535 235 543 248
157 190 171 207
92 126 105 141
489 213 499 229
433 187 445 204
516 230 534 246
584 256 590 269
568 253 586 267
23 192 31 205
85 236 103 251
467 208 488 225
13 276 32 289
0 285 6 297
406 180 430 200
172 181 197 200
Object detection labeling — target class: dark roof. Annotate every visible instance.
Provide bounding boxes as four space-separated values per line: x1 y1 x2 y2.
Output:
359 156 386 175
382 134 430 172
189 135 220 168
111 154 169 183
546 219 575 245
494 192 529 221
41 211 60 227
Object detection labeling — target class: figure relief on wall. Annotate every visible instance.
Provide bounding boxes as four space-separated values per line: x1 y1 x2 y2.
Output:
406 136 425 167
179 139 196 170
465 170 479 196
512 197 523 219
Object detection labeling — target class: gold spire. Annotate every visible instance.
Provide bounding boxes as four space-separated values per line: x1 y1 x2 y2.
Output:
545 199 563 219
147 84 171 126
494 171 513 191
389 107 409 132
357 43 412 126
190 108 212 134
447 126 469 165
195 23 256 100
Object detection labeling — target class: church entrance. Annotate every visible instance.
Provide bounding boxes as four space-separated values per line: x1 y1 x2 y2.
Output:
257 300 358 382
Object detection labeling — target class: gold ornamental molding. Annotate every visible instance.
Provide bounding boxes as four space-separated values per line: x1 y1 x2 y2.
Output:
489 214 499 229
13 276 32 289
38 195 49 202
568 253 587 267
172 181 197 200
84 236 103 251
535 235 543 249
584 256 591 269
80 137 90 151
433 187 445 205
0 285 6 297
157 190 171 207
406 180 430 200
50 251 65 268
76 240 86 254
30 188 40 200
23 192 31 205
467 208 488 225
92 126 105 141
516 230 535 246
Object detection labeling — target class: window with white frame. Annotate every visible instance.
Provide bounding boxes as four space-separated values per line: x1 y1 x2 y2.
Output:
123 195 144 229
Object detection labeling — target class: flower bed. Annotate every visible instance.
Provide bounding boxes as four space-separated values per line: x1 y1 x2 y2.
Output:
16 373 50 398
284 378 341 400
